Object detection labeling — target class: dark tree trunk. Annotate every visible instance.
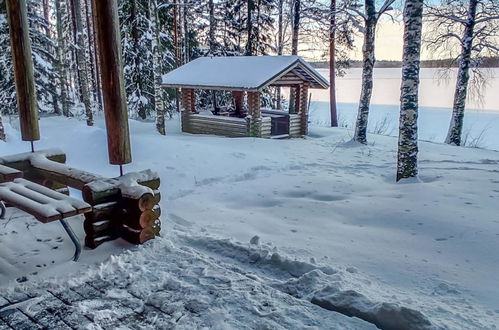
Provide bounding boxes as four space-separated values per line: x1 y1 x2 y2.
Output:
152 0 165 135
353 0 376 144
208 0 215 54
329 0 338 127
397 0 423 181
92 0 132 165
0 116 5 141
289 0 301 113
445 0 478 146
245 0 255 55
276 0 284 109
72 0 93 125
5 0 40 141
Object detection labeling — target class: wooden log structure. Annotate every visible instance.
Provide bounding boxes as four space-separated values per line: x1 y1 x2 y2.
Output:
247 91 262 137
92 0 131 165
0 150 162 249
232 91 244 115
5 0 40 142
299 83 309 136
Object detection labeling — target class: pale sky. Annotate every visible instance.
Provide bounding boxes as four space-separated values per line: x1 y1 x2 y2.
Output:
304 17 442 62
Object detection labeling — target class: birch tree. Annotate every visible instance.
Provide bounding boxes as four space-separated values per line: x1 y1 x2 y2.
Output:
351 0 395 144
397 0 423 181
426 0 499 146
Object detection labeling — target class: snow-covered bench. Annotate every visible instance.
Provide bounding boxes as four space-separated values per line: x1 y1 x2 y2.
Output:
0 164 23 183
0 177 92 261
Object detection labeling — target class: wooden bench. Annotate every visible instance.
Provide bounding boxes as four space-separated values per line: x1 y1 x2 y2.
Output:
0 164 23 183
0 177 92 261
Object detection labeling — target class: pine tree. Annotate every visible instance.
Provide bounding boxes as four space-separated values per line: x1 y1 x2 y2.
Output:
55 0 70 117
397 0 423 181
71 0 93 125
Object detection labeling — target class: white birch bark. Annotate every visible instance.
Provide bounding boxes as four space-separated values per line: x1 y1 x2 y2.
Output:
445 0 478 146
353 0 376 144
397 0 423 181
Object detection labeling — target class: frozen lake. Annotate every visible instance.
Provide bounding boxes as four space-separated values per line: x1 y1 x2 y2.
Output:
307 68 499 150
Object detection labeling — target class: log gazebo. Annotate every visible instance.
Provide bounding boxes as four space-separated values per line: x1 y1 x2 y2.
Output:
162 56 329 138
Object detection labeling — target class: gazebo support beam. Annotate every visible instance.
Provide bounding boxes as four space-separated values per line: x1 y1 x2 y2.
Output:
232 91 244 116
92 0 131 165
6 0 40 142
299 84 309 136
247 91 261 137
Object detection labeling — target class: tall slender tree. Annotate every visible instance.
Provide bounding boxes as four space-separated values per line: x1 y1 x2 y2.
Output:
329 0 338 127
55 0 70 117
351 0 395 144
426 0 499 146
397 0 424 181
71 0 93 125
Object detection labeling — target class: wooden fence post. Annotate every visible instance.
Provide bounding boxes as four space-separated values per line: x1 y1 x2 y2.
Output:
6 0 40 142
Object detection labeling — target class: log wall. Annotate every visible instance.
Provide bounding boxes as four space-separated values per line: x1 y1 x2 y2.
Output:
289 114 302 137
182 112 248 137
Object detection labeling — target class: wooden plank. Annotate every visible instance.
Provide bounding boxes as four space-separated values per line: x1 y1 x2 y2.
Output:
187 119 247 128
5 0 40 142
0 164 23 183
92 0 131 165
184 123 247 132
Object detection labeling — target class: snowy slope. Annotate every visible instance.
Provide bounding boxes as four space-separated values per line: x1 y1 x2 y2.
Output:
1 116 498 329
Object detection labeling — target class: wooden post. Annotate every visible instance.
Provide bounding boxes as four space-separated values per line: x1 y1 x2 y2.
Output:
6 0 40 142
291 85 301 115
181 88 195 112
299 83 309 136
247 91 261 137
92 0 131 165
232 91 244 116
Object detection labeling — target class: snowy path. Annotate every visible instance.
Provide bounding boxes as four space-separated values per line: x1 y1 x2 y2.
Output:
1 117 499 329
0 236 376 329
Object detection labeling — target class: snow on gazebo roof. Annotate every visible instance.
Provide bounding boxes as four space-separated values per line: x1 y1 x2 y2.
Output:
161 56 329 91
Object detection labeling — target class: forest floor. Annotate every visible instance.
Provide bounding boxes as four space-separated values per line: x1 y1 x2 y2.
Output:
1 116 498 329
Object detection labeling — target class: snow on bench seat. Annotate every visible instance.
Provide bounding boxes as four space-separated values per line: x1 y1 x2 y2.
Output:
0 178 91 223
0 164 23 183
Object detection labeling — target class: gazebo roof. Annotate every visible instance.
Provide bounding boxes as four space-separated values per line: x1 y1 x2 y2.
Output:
161 56 329 91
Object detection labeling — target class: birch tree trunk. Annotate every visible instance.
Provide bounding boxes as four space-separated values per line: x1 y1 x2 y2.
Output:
55 0 70 117
152 0 165 135
329 0 338 127
72 0 93 125
353 0 376 144
445 0 478 146
397 0 423 182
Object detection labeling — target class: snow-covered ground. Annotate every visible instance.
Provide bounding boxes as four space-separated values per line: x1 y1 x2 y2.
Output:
1 114 498 329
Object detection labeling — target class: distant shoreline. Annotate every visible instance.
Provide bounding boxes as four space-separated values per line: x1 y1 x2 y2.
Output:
312 57 499 69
